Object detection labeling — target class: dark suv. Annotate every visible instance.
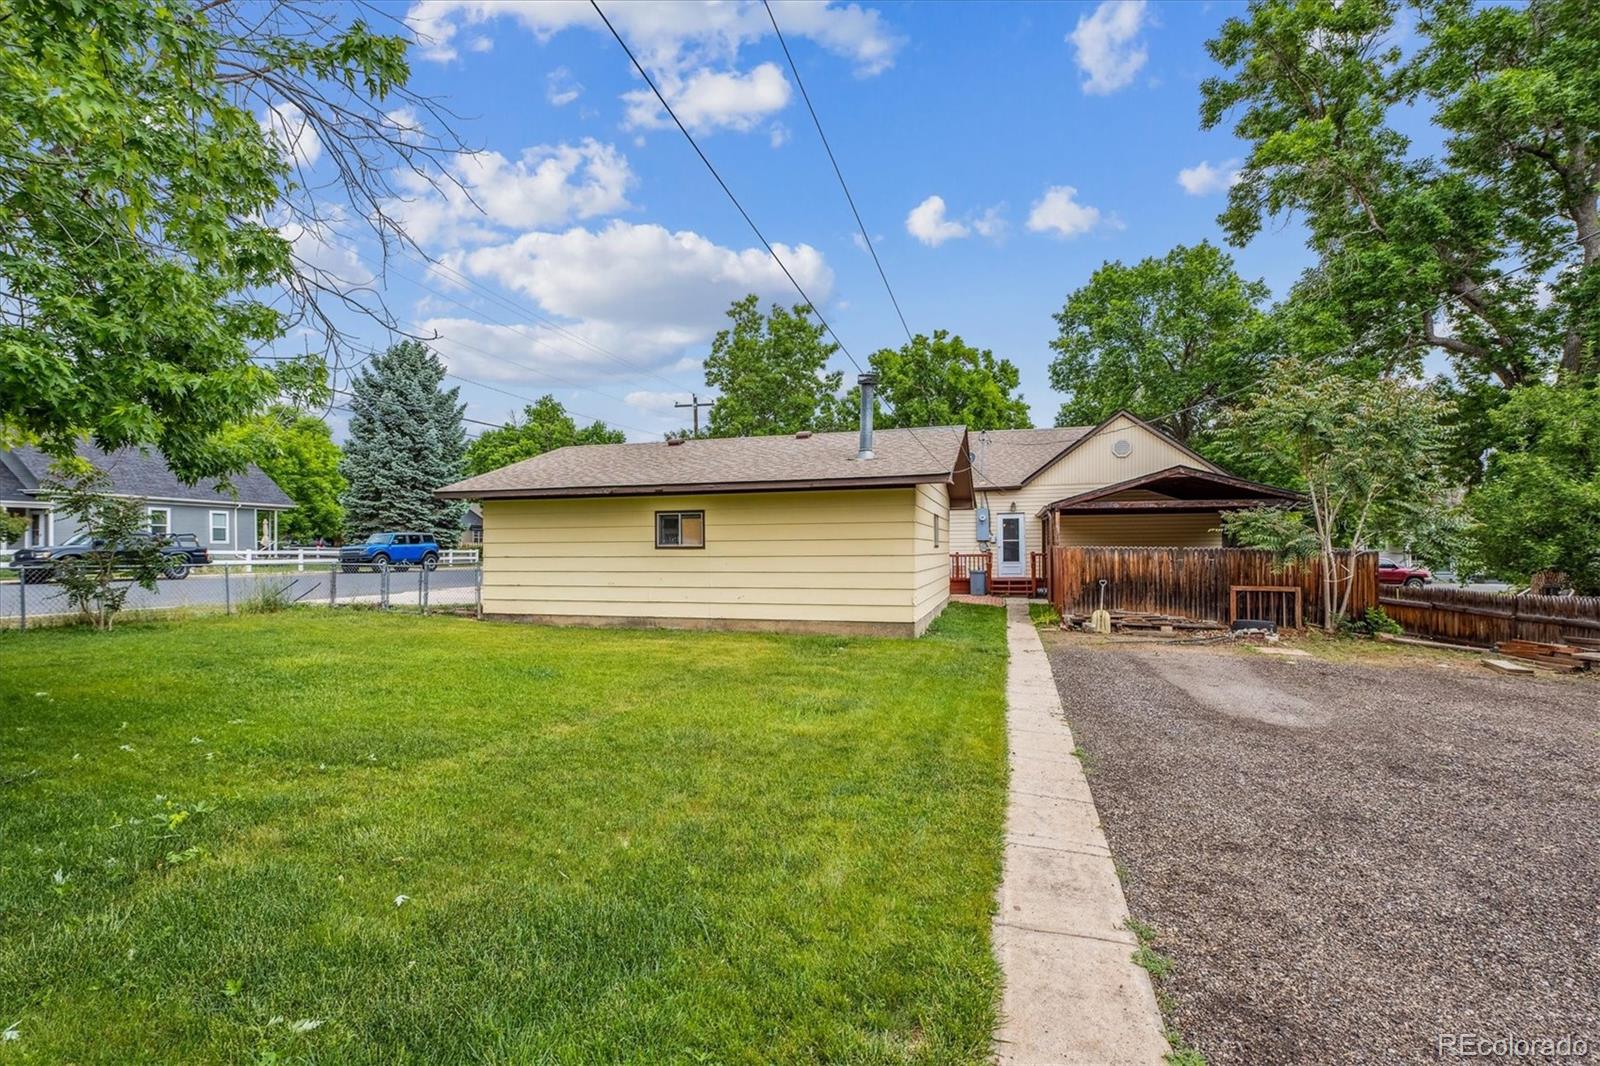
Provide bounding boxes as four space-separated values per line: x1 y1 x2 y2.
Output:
339 532 440 573
9 533 204 584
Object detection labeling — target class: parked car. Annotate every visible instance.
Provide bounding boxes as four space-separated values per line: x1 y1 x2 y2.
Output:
339 532 440 573
1377 560 1432 589
8 532 199 584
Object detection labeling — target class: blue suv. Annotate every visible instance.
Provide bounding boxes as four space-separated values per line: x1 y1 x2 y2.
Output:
340 532 440 573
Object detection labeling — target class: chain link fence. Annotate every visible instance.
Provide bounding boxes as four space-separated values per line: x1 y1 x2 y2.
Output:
2 559 483 630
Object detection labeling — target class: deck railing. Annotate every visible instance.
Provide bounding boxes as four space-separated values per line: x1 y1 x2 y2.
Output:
950 551 1047 596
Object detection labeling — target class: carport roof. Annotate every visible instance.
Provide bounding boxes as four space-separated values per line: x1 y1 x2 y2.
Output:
1039 465 1302 516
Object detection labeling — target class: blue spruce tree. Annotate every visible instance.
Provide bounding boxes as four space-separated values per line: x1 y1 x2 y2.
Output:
340 341 467 543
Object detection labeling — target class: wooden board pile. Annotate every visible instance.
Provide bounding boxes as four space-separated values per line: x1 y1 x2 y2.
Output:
1066 609 1223 634
1490 638 1597 673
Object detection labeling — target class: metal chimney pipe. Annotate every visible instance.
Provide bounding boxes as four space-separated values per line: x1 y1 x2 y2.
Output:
856 372 878 460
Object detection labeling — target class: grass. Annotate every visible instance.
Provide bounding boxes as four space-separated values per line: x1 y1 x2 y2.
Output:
1123 919 1207 1066
0 604 1008 1064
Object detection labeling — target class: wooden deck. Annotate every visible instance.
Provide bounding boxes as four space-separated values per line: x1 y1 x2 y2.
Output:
950 551 1045 598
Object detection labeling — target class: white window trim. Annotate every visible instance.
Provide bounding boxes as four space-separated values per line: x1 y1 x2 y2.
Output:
147 506 171 535
209 510 230 544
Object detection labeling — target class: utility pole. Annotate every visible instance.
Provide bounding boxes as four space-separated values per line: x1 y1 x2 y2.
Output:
674 393 714 437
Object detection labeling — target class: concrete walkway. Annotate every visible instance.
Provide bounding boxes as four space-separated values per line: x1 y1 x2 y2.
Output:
993 601 1169 1065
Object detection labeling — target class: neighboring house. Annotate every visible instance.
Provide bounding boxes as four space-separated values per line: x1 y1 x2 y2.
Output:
435 395 1297 637
460 504 483 547
0 444 294 552
954 412 1301 594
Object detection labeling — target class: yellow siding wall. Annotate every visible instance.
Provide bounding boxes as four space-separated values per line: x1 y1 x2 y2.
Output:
912 482 951 631
481 487 949 635
1055 513 1224 547
949 415 1218 553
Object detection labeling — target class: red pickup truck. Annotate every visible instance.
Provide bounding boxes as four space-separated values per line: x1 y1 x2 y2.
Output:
1377 560 1431 589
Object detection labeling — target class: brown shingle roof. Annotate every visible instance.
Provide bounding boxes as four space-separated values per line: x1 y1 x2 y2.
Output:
967 427 1095 489
436 426 970 500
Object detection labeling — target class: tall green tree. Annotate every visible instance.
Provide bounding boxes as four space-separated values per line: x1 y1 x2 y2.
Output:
340 342 465 544
239 407 346 543
704 295 848 437
865 331 1032 430
0 0 463 482
465 396 626 477
1220 365 1450 627
1464 384 1600 593
1048 242 1273 444
1203 0 1600 386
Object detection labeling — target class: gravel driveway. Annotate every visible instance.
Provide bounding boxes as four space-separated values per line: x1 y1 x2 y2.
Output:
1042 634 1600 1065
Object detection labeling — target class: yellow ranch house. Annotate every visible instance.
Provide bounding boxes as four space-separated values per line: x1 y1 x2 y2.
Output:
437 381 1297 636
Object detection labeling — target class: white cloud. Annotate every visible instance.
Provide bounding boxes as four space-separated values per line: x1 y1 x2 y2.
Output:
468 33 493 53
1026 186 1104 239
1069 0 1151 95
623 63 791 134
405 0 902 77
465 221 832 340
1176 159 1242 196
624 390 694 415
261 103 322 169
386 139 634 247
279 208 372 290
905 195 970 247
972 205 1008 240
427 220 833 384
768 123 790 148
905 196 1008 246
546 67 582 107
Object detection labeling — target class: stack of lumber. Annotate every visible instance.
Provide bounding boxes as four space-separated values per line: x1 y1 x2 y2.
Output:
1491 639 1595 673
1107 610 1222 633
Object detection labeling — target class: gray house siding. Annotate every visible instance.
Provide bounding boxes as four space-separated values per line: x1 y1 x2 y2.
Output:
1 446 292 552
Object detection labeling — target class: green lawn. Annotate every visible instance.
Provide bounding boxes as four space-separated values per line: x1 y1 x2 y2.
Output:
0 604 1007 1064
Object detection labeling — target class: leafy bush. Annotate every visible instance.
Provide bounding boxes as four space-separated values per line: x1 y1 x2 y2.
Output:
1337 607 1403 639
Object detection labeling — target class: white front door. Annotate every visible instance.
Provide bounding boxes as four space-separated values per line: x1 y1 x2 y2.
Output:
997 514 1026 577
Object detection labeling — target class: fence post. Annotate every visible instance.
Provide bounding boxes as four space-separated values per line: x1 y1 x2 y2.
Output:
380 562 390 610
328 562 337 607
417 566 425 615
297 549 305 573
18 567 27 631
474 562 483 620
421 564 430 615
223 564 232 615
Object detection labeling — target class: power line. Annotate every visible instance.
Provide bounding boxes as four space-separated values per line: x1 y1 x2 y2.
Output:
763 0 913 349
589 0 863 375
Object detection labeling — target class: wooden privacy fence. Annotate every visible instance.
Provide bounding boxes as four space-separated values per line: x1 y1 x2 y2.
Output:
1050 547 1378 628
1379 586 1600 647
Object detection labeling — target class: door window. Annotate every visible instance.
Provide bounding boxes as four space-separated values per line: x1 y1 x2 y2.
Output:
1001 516 1022 563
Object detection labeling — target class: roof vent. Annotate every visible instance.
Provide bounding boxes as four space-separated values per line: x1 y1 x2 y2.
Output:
795 430 812 439
666 437 686 447
856 372 878 460
1110 438 1133 458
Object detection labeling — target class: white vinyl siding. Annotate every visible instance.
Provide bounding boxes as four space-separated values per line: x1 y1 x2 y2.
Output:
951 415 1222 553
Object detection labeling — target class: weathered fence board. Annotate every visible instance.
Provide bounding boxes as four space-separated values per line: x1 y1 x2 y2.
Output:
1379 586 1600 647
1051 547 1377 628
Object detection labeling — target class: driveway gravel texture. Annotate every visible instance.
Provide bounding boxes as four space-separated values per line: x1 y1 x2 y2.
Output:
1042 633 1599 1065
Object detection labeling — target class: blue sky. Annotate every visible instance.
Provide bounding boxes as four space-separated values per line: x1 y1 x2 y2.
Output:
282 1 1327 439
